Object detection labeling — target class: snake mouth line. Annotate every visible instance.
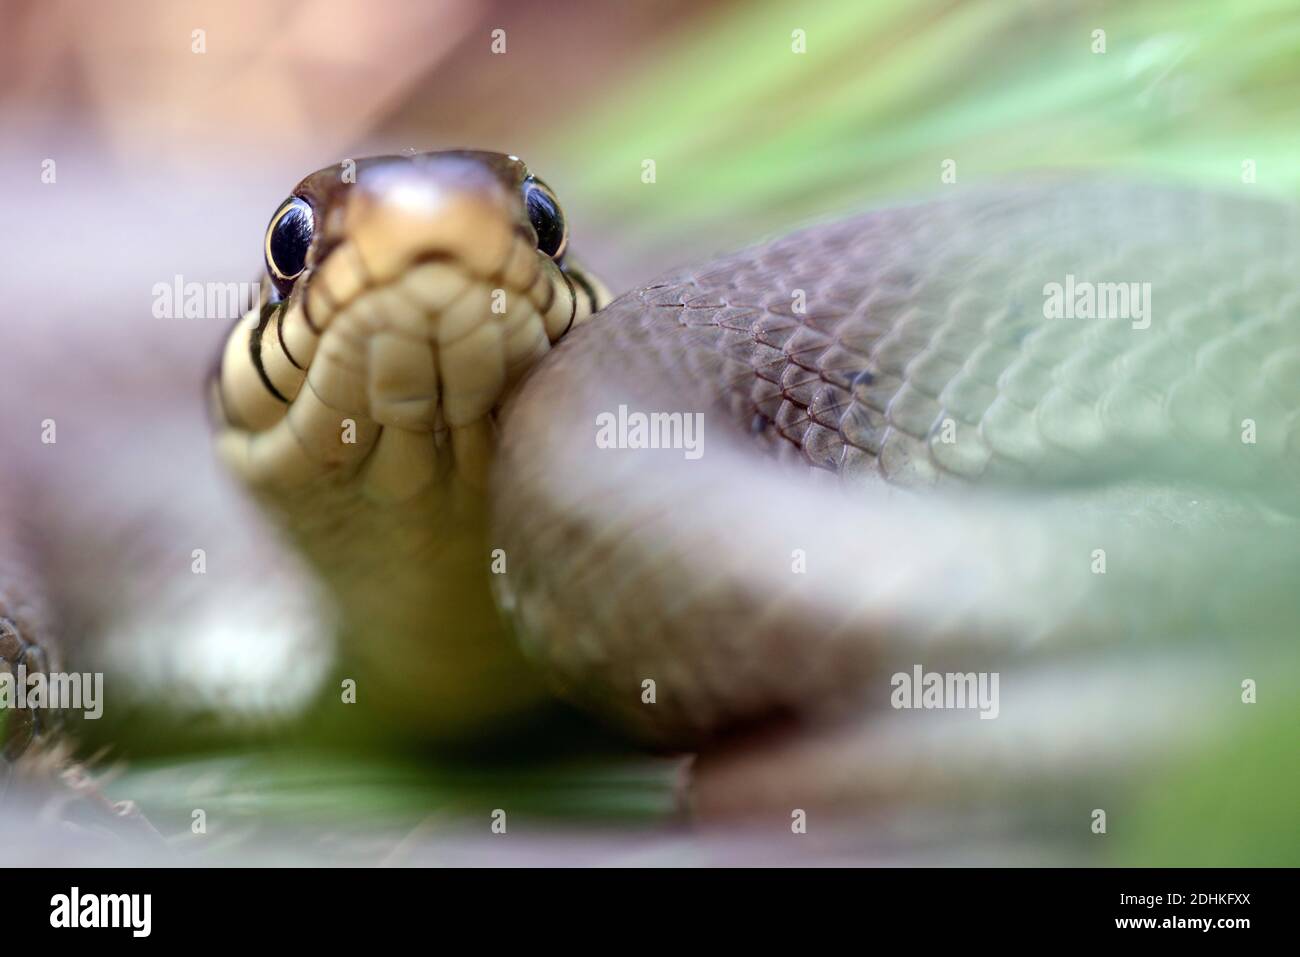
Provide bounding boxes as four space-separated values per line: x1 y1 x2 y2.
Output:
215 247 583 498
212 152 609 505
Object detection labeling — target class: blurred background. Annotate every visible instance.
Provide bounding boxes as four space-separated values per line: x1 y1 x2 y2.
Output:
4 0 1297 292
1 0 1296 865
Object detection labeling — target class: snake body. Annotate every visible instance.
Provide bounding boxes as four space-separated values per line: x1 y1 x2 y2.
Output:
4 152 1298 770
494 177 1300 743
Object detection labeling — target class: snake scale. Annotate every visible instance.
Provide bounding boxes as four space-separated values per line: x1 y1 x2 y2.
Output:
3 151 1298 792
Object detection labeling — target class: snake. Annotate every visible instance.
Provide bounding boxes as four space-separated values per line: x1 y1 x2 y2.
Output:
3 150 1299 822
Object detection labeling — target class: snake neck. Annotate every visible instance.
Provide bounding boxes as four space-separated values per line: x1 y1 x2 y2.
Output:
254 471 546 735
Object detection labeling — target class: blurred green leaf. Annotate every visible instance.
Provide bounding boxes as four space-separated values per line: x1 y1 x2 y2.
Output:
1116 688 1300 866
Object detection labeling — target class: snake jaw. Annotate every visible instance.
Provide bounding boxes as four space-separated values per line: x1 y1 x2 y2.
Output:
214 153 603 498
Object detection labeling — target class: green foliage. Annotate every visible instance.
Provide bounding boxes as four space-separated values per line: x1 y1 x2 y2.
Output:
550 0 1300 274
109 749 680 832
1117 688 1300 866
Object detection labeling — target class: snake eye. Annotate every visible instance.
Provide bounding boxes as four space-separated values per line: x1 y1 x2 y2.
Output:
523 176 567 261
264 197 314 294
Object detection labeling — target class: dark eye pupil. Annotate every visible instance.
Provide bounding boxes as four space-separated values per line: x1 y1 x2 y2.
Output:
266 197 313 289
524 179 565 259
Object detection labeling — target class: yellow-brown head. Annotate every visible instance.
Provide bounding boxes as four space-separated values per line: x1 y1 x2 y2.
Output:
212 150 608 498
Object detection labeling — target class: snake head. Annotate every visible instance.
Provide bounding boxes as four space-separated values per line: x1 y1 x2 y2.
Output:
212 150 609 496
